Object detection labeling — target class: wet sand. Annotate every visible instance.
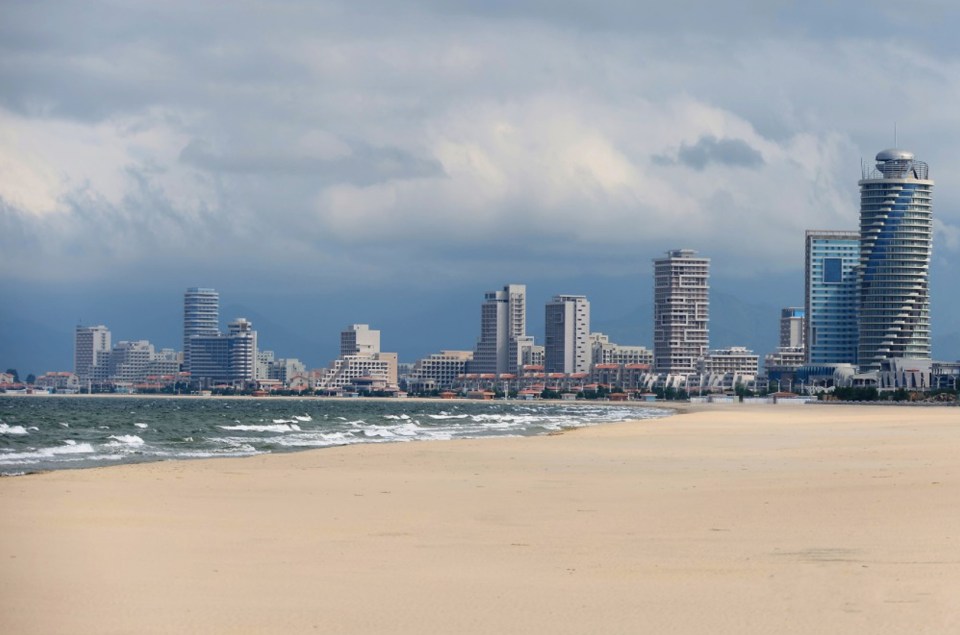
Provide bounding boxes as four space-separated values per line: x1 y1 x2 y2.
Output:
1 403 958 634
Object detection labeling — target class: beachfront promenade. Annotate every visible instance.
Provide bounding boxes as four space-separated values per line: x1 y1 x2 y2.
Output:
1 403 958 633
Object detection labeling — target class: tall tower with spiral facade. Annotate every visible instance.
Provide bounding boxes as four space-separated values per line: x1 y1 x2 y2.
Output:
857 149 933 372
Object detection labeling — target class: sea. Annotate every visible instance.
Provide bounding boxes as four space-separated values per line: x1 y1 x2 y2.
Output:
0 396 670 476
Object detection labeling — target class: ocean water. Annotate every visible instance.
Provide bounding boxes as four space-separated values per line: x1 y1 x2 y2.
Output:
0 397 669 475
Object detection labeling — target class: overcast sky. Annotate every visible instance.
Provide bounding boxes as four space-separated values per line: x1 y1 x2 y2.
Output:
2 1 959 369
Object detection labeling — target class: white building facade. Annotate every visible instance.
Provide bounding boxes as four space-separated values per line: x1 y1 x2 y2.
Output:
472 284 528 375
544 295 590 374
653 249 710 374
74 324 111 381
183 287 219 371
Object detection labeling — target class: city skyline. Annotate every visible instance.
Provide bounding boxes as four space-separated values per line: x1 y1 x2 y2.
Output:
2 1 960 374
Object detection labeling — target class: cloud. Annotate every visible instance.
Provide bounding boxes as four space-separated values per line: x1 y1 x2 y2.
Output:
653 135 765 171
0 0 958 289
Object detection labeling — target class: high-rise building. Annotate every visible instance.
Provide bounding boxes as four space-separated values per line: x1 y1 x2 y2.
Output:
183 287 219 370
74 324 111 381
472 284 527 374
858 148 934 371
779 307 805 350
653 249 709 374
188 317 257 386
340 324 381 357
805 231 859 365
544 295 591 374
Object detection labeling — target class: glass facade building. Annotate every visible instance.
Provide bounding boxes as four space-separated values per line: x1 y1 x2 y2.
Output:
805 231 859 365
857 149 933 372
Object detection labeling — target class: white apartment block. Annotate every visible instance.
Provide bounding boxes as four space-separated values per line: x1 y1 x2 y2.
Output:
108 340 156 383
654 249 710 374
183 287 219 370
256 350 275 380
74 324 111 381
589 333 653 366
316 353 398 391
697 347 759 376
407 350 474 391
520 339 545 367
544 295 590 374
473 284 527 375
763 347 806 373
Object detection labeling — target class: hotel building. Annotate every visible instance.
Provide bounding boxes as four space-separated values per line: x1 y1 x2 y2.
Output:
857 149 933 371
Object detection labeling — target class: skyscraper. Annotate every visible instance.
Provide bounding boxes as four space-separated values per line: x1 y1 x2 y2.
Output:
779 307 806 350
472 284 527 374
804 231 859 365
183 287 219 370
544 295 591 374
74 324 111 381
858 148 934 371
653 249 709 375
188 317 257 386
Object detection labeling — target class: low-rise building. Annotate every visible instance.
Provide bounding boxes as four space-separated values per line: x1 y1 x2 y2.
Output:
35 372 80 392
697 347 759 376
407 350 473 392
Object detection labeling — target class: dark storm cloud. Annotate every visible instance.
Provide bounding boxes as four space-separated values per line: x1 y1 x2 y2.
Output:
654 136 764 171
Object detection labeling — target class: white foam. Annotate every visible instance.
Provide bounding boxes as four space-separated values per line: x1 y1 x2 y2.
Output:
0 442 96 462
107 434 145 447
219 424 301 433
428 414 468 420
293 415 313 422
362 428 395 438
134 423 149 429
59 422 70 428
0 423 29 435
272 418 295 424
392 422 423 437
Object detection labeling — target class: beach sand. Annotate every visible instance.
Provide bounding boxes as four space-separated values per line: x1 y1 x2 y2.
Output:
1 403 958 634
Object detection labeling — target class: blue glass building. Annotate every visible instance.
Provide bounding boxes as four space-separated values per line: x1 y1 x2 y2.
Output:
857 149 933 372
805 231 859 365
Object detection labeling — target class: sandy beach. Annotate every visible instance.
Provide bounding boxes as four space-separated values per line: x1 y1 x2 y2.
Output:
1 403 958 634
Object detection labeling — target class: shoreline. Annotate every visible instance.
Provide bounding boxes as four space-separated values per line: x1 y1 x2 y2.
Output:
2 403 958 634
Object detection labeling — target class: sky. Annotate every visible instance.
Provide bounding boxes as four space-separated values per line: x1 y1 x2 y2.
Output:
2 0 959 373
